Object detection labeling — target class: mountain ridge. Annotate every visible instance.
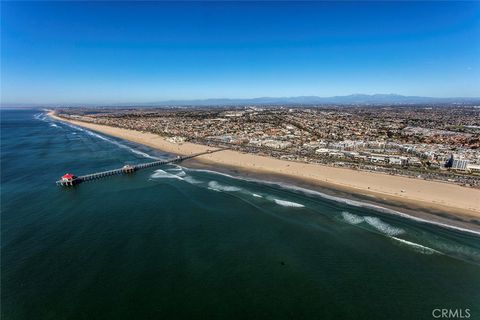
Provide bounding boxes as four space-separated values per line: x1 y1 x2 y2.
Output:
136 94 480 106
2 94 480 108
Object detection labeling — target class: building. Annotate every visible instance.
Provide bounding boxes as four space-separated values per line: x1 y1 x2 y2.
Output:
452 159 469 171
262 139 292 150
408 157 422 167
388 157 402 165
468 164 480 173
315 148 330 154
445 154 469 170
368 156 386 164
59 173 77 186
122 165 135 173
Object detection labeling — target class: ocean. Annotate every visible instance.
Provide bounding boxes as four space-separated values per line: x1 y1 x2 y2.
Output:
1 109 480 319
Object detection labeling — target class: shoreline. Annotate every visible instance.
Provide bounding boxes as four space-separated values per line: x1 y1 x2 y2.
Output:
48 111 480 231
184 159 480 234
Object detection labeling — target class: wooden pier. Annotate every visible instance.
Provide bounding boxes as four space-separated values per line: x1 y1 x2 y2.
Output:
56 149 224 186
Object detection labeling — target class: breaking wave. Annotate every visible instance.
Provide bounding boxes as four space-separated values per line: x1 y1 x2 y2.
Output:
150 167 204 186
272 199 305 208
34 113 48 122
391 237 442 255
341 212 404 236
207 181 242 192
150 169 183 180
342 212 441 255
252 193 263 198
166 167 186 177
432 241 480 261
341 212 404 235
183 176 202 184
364 216 405 236
341 211 364 225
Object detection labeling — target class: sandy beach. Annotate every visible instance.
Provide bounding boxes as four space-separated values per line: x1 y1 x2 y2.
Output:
49 111 480 221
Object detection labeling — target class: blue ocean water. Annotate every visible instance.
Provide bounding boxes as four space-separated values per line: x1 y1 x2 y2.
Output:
1 109 480 319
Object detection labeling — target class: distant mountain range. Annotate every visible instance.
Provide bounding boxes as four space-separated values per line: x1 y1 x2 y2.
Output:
2 94 480 108
133 94 480 106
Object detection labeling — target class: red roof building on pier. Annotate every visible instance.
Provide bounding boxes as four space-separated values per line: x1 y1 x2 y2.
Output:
59 173 78 186
61 173 75 180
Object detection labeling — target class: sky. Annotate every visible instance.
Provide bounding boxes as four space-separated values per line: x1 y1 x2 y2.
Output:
1 1 480 104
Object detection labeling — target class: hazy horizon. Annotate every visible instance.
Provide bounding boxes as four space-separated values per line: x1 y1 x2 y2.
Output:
3 93 480 108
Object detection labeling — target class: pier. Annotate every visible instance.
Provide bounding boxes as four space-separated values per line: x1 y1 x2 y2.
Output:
56 149 225 186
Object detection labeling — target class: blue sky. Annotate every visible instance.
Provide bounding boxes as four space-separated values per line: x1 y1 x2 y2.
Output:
2 1 479 104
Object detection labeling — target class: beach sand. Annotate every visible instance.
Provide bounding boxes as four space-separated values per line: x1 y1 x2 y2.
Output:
49 111 480 224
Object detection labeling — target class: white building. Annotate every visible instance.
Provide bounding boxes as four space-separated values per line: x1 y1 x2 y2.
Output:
468 163 480 173
262 139 292 150
315 148 330 154
452 159 469 171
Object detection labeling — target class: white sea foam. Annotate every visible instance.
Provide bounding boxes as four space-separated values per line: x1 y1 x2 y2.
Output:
64 123 85 132
364 216 405 236
391 237 442 255
342 213 441 255
185 168 480 236
252 193 263 198
183 176 202 184
432 241 480 260
167 166 188 177
207 181 242 192
165 167 186 175
34 113 48 122
150 169 183 180
272 199 305 208
341 211 364 225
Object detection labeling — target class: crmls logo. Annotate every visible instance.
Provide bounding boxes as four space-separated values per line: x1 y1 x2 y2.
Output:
432 309 471 319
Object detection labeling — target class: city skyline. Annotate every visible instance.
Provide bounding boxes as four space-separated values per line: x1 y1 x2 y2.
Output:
2 1 480 104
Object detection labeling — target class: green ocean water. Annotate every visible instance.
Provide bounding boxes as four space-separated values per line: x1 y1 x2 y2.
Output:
1 109 480 319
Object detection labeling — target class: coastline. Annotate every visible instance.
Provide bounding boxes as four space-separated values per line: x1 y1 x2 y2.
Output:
48 111 480 230
184 159 480 234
